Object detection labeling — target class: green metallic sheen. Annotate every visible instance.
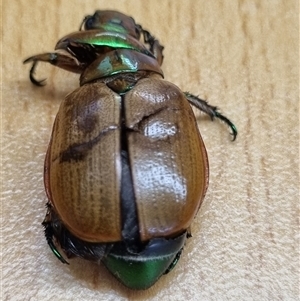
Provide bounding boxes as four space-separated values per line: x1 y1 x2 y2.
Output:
102 254 177 290
94 24 129 35
80 49 163 85
83 10 139 38
55 30 154 58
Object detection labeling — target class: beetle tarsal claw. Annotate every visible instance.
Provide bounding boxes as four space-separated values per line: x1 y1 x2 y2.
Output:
214 111 238 141
27 61 47 86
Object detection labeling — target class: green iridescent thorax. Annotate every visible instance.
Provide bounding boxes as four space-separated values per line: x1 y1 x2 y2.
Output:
80 49 163 86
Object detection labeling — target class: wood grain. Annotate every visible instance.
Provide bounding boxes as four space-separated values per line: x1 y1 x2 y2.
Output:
2 0 298 300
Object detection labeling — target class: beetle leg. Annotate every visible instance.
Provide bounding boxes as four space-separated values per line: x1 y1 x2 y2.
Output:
28 61 46 86
186 226 192 238
185 92 238 141
42 204 69 264
164 249 183 274
137 25 164 65
23 50 82 86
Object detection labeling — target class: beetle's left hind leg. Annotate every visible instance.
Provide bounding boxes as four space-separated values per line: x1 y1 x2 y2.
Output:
42 203 69 264
23 50 82 86
185 92 237 140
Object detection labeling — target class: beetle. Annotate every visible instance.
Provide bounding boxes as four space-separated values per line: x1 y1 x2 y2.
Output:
24 10 237 290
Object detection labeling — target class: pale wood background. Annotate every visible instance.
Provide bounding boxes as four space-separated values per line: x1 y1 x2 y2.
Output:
1 0 299 300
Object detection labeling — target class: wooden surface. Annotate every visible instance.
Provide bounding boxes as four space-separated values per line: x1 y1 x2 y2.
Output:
1 0 299 300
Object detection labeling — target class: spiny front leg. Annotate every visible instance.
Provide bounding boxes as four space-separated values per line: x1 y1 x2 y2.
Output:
23 50 83 86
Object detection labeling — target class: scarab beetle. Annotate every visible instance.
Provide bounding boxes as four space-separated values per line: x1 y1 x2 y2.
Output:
24 10 237 290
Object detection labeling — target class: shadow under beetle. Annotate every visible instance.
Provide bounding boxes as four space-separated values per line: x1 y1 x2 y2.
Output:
24 10 237 290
